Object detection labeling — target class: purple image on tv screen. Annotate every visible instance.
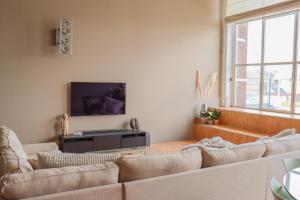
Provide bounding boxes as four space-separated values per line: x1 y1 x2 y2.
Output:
70 82 126 116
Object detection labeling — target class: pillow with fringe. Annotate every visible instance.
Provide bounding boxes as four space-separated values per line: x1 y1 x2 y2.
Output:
37 151 122 169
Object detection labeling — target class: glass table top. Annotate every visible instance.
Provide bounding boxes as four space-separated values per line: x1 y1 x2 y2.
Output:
284 167 300 200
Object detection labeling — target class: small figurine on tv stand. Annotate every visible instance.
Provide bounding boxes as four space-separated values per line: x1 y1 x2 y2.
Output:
60 113 69 136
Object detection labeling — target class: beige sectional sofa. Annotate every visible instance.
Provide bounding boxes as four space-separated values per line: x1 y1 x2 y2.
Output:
1 126 300 200
0 142 298 200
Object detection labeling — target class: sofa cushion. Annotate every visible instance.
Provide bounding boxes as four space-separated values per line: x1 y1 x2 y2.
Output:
37 152 122 169
262 134 300 156
28 159 40 170
117 149 202 182
0 126 33 176
122 159 269 200
0 162 119 200
258 129 296 141
271 128 296 138
199 141 266 167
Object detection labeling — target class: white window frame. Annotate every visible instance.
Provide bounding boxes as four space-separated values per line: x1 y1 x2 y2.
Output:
228 10 300 114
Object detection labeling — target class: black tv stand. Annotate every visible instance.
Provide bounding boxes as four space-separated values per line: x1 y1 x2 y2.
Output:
59 129 150 153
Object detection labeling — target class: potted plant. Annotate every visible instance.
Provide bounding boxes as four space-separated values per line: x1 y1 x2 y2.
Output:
207 109 221 125
207 113 214 125
212 109 221 125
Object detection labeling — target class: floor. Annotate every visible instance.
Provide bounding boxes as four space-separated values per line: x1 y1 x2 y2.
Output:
150 139 198 154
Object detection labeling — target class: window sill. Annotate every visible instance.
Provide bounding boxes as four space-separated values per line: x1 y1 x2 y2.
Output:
217 106 300 121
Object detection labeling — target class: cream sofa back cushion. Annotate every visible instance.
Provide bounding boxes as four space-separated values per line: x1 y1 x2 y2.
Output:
118 149 202 182
0 162 119 200
263 135 300 156
37 152 122 169
200 141 266 167
0 126 33 176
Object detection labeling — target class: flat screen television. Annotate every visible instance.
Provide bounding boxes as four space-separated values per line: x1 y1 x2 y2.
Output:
70 82 126 116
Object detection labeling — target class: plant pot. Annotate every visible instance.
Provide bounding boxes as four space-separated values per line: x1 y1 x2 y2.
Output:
213 119 220 125
199 117 208 124
208 120 213 125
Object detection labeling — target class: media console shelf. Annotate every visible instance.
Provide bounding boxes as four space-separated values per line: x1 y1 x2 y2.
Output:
59 129 150 153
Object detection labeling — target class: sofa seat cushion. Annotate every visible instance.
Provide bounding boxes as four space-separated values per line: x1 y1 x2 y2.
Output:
262 134 300 156
0 126 33 176
0 162 119 200
199 141 266 167
37 152 122 169
117 149 202 182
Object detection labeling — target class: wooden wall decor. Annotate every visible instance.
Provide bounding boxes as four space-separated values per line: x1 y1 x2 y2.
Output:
204 72 217 97
196 69 202 96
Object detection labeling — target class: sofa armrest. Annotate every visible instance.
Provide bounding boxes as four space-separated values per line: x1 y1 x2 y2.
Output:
23 143 59 159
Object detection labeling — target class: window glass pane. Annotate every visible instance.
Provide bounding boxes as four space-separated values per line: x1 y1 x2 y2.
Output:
236 20 262 64
264 14 295 63
295 65 300 113
263 65 292 111
235 65 261 109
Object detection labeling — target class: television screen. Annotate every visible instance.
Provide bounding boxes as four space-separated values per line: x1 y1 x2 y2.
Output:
70 82 126 116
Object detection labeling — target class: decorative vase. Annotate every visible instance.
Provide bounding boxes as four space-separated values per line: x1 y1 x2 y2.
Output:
208 120 213 125
200 104 208 117
130 118 140 130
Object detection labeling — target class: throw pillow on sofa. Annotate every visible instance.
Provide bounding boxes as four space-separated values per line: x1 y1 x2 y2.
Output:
117 148 202 182
37 151 122 169
262 134 300 156
198 141 266 168
271 128 296 138
0 126 33 176
0 162 119 200
258 128 296 141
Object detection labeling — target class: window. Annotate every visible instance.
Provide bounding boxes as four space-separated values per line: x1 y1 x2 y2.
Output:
228 11 300 114
226 0 294 17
